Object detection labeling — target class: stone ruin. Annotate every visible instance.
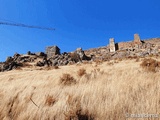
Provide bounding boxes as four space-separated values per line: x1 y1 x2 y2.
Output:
0 46 91 72
84 33 160 60
134 33 141 44
109 33 148 51
109 38 115 52
0 33 160 72
106 33 160 59
46 46 60 58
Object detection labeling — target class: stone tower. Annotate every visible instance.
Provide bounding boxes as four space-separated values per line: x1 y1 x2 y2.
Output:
134 34 141 44
46 46 60 58
109 38 115 52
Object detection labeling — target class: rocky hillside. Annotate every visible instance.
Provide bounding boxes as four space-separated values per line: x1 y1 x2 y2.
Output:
0 37 160 119
85 37 160 60
144 38 160 45
0 37 160 72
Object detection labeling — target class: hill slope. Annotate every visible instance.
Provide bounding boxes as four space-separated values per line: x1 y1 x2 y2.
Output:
0 56 160 119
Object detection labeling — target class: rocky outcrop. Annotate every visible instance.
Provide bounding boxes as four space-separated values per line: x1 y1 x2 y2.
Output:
43 48 90 67
0 52 39 72
75 48 91 61
0 54 23 72
0 47 91 72
1 38 160 72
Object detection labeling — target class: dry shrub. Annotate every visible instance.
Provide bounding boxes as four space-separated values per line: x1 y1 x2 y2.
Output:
82 61 89 64
53 66 59 69
60 73 76 85
101 56 111 62
114 60 119 63
94 59 102 65
45 95 56 106
65 109 94 120
140 58 160 72
107 62 114 66
149 54 154 57
118 58 122 61
77 68 86 77
45 66 59 70
44 66 53 70
8 77 14 81
82 61 92 65
64 95 94 120
78 68 104 82
135 58 140 62
15 67 22 70
127 56 138 60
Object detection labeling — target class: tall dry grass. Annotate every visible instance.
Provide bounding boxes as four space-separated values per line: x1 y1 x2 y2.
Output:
0 57 160 120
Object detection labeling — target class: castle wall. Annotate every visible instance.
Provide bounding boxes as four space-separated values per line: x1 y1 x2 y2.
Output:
118 42 133 50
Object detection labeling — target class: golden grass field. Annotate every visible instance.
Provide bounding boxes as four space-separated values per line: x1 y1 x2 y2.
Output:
0 57 160 120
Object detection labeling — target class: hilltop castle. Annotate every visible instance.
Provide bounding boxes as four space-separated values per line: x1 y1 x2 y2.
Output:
109 34 158 52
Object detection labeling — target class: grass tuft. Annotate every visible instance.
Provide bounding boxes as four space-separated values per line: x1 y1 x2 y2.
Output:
60 73 76 85
77 68 86 77
45 95 56 106
140 58 160 72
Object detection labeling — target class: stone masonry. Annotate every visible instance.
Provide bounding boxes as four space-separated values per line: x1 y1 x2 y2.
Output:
109 38 115 52
116 34 143 50
134 33 141 44
46 46 60 58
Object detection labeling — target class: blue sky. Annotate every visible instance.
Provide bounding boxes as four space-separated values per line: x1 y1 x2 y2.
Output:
0 0 160 62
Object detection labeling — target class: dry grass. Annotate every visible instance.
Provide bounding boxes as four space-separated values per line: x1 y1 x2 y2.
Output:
107 61 114 65
77 68 86 77
140 58 160 72
0 56 160 119
38 66 60 71
94 59 103 65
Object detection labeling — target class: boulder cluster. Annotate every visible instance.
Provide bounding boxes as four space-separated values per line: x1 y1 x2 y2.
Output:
36 48 91 67
0 52 44 72
0 48 91 72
